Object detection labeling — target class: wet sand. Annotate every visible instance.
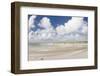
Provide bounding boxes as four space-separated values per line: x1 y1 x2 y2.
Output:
28 42 88 61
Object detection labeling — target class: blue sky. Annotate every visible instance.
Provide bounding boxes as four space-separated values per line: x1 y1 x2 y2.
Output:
28 15 88 29
28 15 88 42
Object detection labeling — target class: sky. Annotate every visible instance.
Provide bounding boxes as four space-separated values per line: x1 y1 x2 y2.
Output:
28 15 88 43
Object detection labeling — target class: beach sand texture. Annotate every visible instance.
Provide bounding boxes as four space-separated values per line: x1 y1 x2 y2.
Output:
28 42 88 61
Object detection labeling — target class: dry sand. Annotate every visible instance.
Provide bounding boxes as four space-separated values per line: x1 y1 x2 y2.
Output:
28 42 88 61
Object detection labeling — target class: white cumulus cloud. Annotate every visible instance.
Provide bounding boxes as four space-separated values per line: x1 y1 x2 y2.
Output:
28 15 37 31
38 17 52 29
81 26 88 34
31 17 56 40
56 25 66 35
29 16 88 42
81 21 88 34
55 17 88 41
29 16 56 41
29 31 35 41
56 17 87 35
64 17 83 33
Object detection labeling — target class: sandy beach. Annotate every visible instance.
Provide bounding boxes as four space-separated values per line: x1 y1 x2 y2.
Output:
28 42 88 61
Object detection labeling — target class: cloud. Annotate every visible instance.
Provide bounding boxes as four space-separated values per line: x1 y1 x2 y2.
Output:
55 17 88 41
30 17 56 40
56 17 84 35
81 26 88 34
56 17 88 35
29 17 54 42
38 17 52 29
29 27 56 42
74 33 80 37
64 17 83 33
81 21 88 34
29 16 88 42
37 29 50 40
29 31 35 40
56 25 66 35
28 15 37 31
36 28 56 40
